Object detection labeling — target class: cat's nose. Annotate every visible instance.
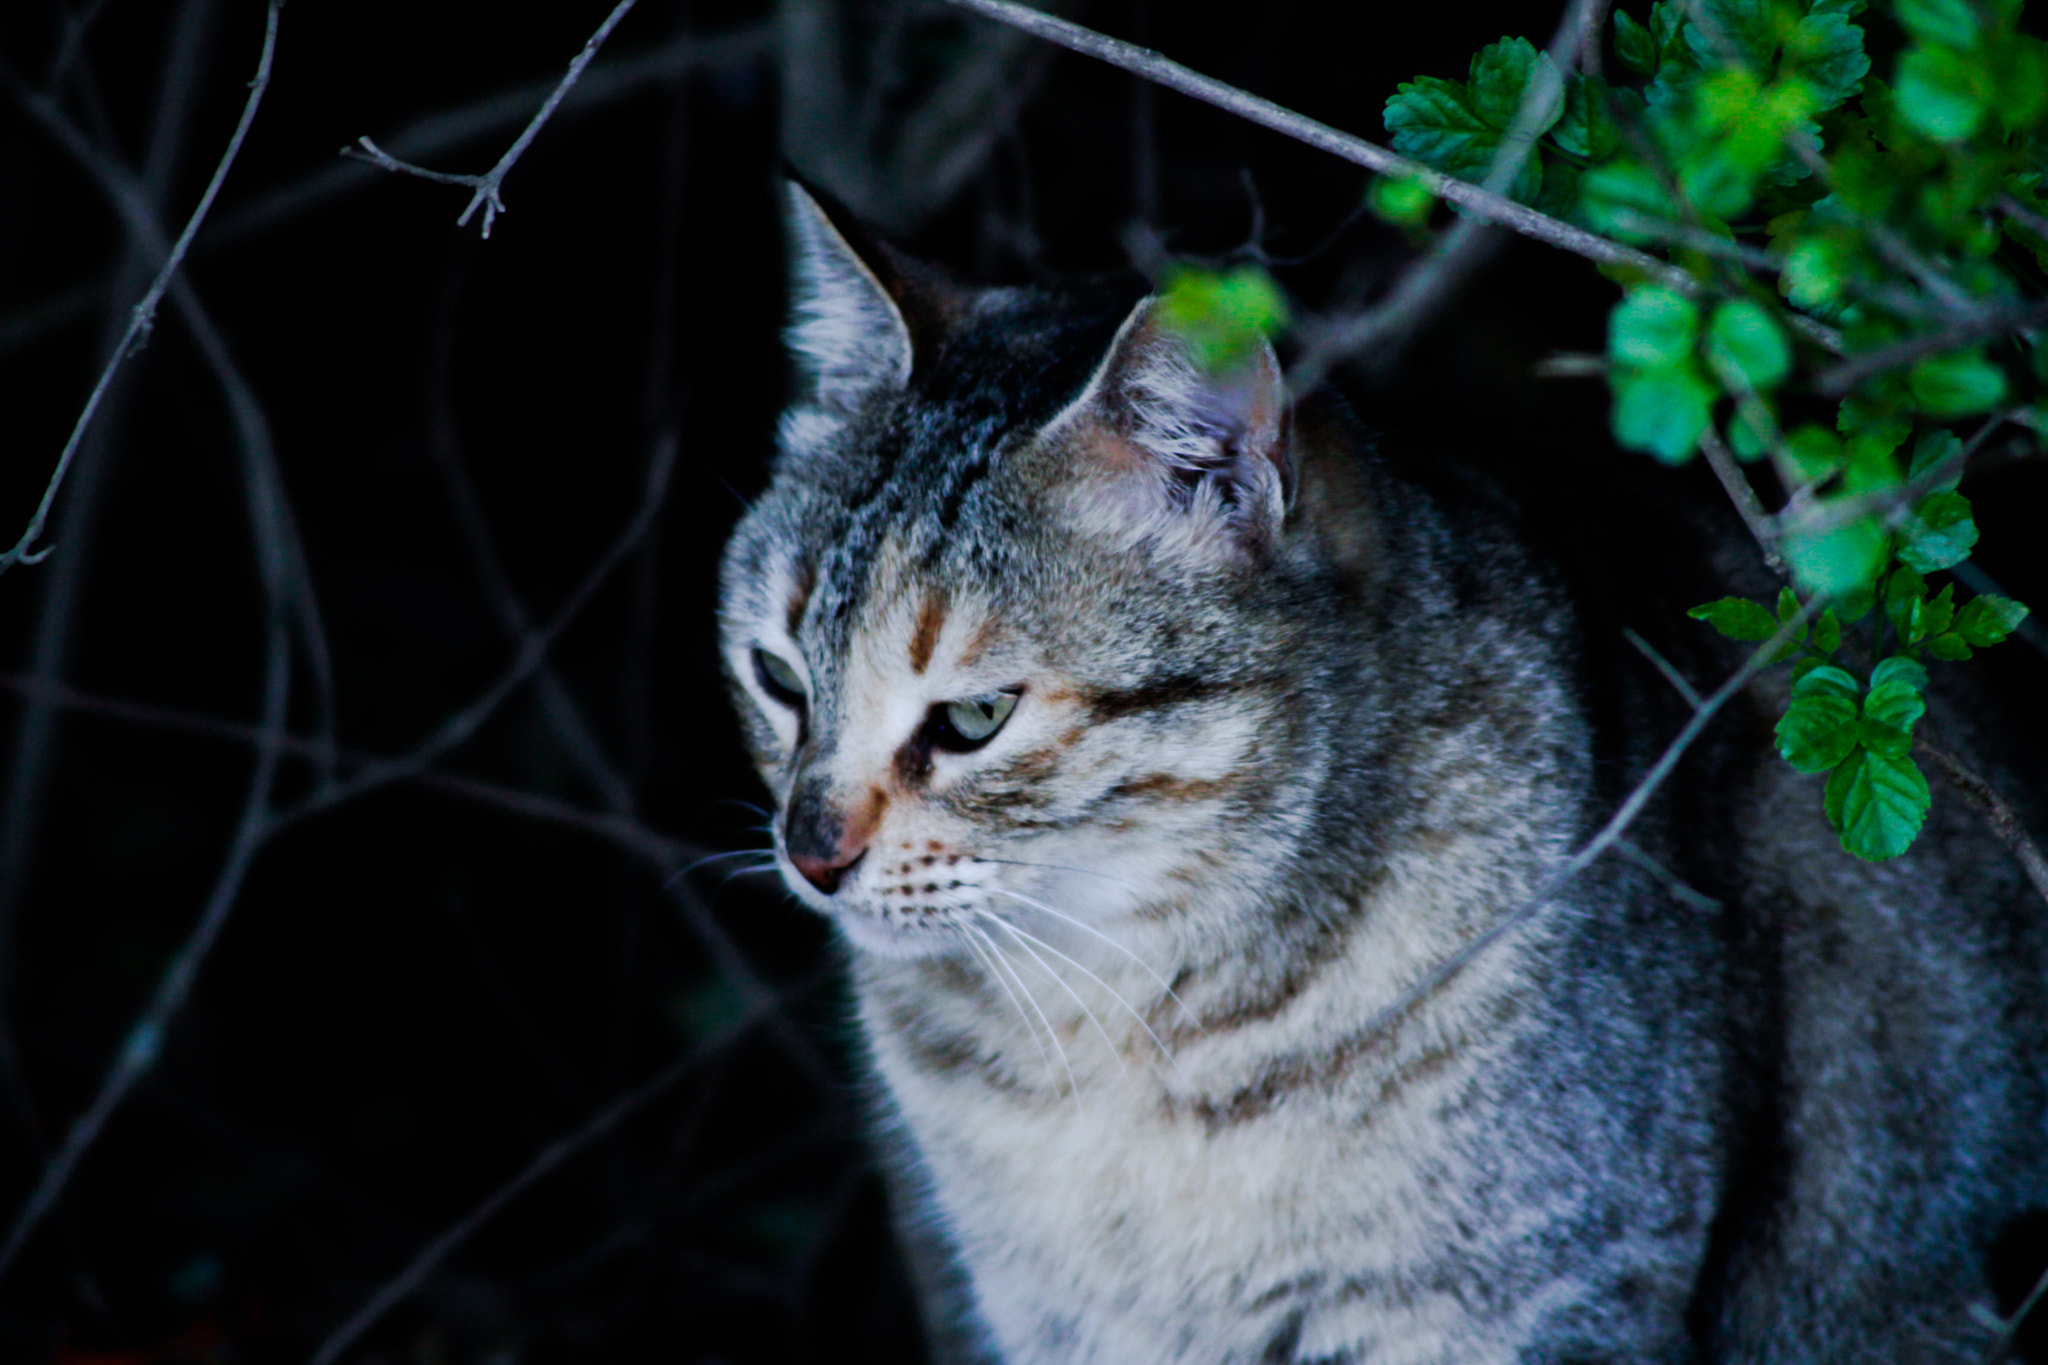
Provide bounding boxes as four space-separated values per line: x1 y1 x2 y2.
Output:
784 779 874 895
791 845 865 895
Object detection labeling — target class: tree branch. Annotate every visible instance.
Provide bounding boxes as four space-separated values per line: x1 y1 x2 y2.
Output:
344 0 641 237
939 0 1690 290
0 0 282 575
1814 299 2048 396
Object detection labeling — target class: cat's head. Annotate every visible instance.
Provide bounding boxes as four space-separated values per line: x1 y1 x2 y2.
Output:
718 184 1372 962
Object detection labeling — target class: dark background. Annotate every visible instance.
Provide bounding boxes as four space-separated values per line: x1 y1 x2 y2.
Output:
0 1 2042 1362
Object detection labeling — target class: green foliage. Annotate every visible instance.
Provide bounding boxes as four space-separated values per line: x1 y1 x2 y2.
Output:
1157 265 1289 373
1392 0 2045 861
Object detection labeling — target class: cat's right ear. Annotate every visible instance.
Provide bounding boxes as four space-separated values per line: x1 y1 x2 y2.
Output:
782 181 914 410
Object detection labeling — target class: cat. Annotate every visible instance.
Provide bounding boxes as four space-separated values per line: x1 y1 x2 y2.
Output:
717 181 2048 1365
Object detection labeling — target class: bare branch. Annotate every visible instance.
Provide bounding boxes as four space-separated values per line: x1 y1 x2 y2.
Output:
0 605 293 1281
1347 606 1818 1053
939 0 1689 289
1815 299 2048 396
0 0 282 576
1917 739 2048 913
344 0 642 237
1698 427 1787 578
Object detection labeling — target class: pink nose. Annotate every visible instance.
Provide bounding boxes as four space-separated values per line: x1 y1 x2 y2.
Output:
791 845 865 895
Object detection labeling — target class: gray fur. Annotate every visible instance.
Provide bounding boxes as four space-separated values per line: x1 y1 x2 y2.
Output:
717 185 2048 1364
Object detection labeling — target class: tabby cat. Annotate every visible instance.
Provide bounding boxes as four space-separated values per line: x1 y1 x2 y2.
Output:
717 183 2048 1364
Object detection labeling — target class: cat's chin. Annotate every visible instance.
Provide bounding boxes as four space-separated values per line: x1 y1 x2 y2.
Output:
830 910 958 961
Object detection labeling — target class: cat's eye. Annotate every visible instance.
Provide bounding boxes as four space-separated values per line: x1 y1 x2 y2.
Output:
928 691 1018 752
753 648 807 708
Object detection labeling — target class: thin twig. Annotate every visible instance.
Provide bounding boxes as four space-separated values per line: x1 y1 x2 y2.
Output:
1698 427 1786 577
939 0 1689 290
0 607 292 1281
344 0 641 237
1815 300 2048 396
1777 411 2011 542
1622 626 1704 710
0 0 282 575
1916 739 2048 912
1349 606 1817 1051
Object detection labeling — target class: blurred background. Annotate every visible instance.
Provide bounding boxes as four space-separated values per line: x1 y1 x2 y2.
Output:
0 0 2043 1361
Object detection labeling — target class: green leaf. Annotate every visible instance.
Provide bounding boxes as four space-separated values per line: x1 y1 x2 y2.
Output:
1927 631 1974 659
1686 0 1780 71
1922 583 1956 636
1470 37 1565 135
1869 654 1929 694
1787 12 1870 111
1785 513 1887 597
1783 235 1852 308
1613 362 1716 464
1689 596 1778 640
1553 76 1623 160
1158 266 1290 373
1895 0 1980 51
1386 77 1495 175
1778 689 1861 773
1614 9 1659 73
1896 45 1990 141
1886 564 1929 607
1775 586 1801 624
1729 407 1772 460
1955 593 2030 645
1784 424 1845 482
1580 160 1679 237
1371 174 1436 226
1906 430 1964 490
1824 747 1931 861
1887 586 1927 644
1814 607 1843 653
1609 287 1700 368
1794 662 1861 701
1897 490 1978 572
1907 350 2007 417
1707 299 1792 390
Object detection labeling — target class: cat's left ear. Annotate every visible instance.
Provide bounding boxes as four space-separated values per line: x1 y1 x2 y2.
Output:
1046 296 1294 551
783 181 915 409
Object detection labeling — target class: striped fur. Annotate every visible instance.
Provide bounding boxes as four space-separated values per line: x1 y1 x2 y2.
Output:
716 184 2048 1364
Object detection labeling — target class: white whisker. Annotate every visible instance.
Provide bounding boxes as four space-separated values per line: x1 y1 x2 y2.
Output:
983 902 1185 1078
974 923 1082 1108
961 925 1057 1080
987 887 1201 1035
979 911 1132 1088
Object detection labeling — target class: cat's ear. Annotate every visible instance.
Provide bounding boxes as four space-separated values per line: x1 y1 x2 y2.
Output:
782 180 915 408
1048 296 1294 551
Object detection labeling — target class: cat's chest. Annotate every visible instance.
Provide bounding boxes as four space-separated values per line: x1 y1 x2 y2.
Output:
866 969 1545 1365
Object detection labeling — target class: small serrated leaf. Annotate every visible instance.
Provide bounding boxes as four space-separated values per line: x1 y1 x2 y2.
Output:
1922 583 1956 637
1908 350 2007 418
1610 287 1701 368
1794 663 1861 700
1897 491 1978 573
1614 10 1659 74
1906 430 1964 491
1707 299 1792 390
1927 631 1974 659
1824 747 1931 861
1813 607 1843 653
1955 594 2030 646
1613 362 1716 464
1689 597 1779 640
1785 514 1887 597
1779 690 1862 773
1870 655 1930 693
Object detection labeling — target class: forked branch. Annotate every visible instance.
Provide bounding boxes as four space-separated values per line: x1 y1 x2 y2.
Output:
345 0 640 236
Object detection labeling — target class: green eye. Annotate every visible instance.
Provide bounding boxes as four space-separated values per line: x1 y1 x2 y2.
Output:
933 692 1018 751
753 648 807 707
